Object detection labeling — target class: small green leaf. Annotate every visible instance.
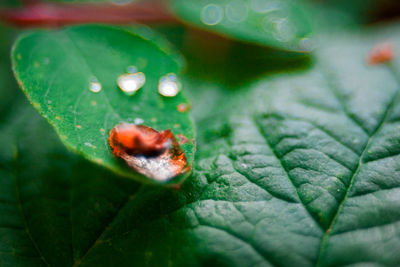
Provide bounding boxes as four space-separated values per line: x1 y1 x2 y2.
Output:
168 0 313 52
12 25 195 185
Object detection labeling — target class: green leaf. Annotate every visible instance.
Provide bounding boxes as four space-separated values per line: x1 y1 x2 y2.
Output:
0 25 19 120
11 25 195 185
3 22 400 267
168 0 314 52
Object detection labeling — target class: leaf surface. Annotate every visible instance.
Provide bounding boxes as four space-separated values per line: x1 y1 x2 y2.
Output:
168 0 313 52
12 25 195 184
2 23 400 266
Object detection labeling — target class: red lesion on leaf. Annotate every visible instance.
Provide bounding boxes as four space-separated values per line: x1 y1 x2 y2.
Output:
177 103 191 113
176 134 189 144
108 123 191 182
109 124 172 157
367 42 394 65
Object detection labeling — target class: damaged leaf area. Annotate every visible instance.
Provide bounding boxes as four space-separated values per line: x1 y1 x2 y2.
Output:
109 123 190 181
11 25 195 185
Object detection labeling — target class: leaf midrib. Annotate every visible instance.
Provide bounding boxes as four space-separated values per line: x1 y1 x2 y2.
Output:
315 64 400 266
252 116 323 230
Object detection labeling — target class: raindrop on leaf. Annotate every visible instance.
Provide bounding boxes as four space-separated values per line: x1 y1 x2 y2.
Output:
118 72 146 95
89 77 102 93
158 73 181 97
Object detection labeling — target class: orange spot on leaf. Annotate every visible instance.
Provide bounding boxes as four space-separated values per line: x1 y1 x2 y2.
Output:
177 134 189 144
177 103 190 113
367 42 394 65
108 123 190 181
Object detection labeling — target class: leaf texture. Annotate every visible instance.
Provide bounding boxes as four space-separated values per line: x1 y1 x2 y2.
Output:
1 24 400 266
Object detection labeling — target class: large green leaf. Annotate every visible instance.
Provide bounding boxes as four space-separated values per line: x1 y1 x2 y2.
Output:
0 25 19 120
2 23 400 266
168 0 314 52
11 25 195 185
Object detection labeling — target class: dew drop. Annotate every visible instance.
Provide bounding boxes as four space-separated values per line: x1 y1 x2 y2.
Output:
127 65 138 74
108 123 191 182
118 72 146 95
226 0 248 23
158 73 181 97
201 4 224 25
89 77 102 93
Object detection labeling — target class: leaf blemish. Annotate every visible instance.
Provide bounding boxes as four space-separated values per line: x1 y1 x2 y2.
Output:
177 103 190 113
367 42 394 65
177 134 189 144
108 123 191 182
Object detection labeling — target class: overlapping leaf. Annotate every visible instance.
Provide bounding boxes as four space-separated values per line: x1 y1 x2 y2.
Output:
12 25 194 185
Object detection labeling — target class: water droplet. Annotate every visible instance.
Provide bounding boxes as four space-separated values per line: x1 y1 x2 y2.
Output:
158 73 181 97
134 118 144 124
108 123 191 182
43 58 50 65
201 4 224 25
89 77 102 93
127 65 138 74
118 72 146 95
226 0 248 23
